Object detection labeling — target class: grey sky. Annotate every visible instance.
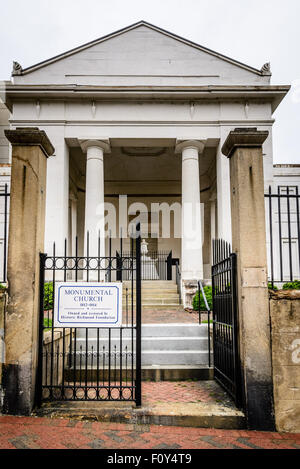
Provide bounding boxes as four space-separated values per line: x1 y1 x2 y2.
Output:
0 0 299 164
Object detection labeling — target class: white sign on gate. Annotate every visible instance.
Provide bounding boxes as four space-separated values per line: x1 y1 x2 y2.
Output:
53 282 122 328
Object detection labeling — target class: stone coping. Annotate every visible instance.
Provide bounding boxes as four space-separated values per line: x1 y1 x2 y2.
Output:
269 290 300 300
4 127 54 157
43 328 72 345
222 127 269 158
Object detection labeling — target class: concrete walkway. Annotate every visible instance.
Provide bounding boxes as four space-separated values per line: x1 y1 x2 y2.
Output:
0 415 299 449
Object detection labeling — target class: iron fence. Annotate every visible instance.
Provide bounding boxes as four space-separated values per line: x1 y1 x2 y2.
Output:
212 239 242 407
265 186 300 287
117 250 172 281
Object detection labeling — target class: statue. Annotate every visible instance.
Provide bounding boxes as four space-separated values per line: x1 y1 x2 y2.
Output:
141 239 148 256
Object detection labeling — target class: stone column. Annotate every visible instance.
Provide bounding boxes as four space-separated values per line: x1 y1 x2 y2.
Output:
222 128 274 431
80 140 110 276
175 140 205 307
3 128 54 415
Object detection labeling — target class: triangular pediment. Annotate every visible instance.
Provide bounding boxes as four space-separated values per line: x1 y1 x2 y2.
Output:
13 21 270 86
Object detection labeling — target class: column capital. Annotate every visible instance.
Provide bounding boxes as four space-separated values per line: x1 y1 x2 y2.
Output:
221 128 269 158
5 127 55 158
78 138 111 154
175 139 205 155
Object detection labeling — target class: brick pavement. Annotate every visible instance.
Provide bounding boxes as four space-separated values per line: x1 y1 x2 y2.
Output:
0 415 299 449
142 380 231 405
141 308 199 323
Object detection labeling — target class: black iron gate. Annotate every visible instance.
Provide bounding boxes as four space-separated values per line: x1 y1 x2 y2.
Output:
212 239 242 407
36 229 142 406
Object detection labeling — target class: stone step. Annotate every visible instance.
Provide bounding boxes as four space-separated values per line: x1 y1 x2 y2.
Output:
76 324 208 339
123 284 178 291
72 350 209 366
123 295 180 301
123 289 178 293
37 398 245 430
123 291 179 297
74 336 208 352
124 300 181 306
142 350 209 366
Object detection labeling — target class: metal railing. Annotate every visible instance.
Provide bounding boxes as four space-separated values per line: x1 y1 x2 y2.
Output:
197 280 212 368
118 250 172 281
265 185 300 287
175 261 181 304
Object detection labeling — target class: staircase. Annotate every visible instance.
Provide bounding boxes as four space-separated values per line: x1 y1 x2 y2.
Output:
72 323 212 380
123 280 182 311
69 280 212 381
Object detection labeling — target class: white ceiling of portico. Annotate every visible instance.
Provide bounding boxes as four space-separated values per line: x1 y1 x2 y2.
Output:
69 144 216 191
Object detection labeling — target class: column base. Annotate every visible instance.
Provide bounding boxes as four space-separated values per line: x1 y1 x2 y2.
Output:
181 279 212 309
181 280 199 309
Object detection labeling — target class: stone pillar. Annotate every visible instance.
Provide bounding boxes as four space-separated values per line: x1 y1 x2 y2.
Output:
175 140 204 307
80 140 110 276
3 128 54 415
222 128 275 431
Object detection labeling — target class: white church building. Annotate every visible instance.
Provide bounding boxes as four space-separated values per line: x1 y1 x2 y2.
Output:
0 21 299 303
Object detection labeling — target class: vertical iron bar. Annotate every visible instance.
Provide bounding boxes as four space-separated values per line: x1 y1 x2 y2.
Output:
287 187 293 281
120 227 123 282
3 184 8 282
108 328 111 398
231 253 241 407
98 231 100 282
296 187 300 277
85 328 88 398
109 230 112 281
135 223 142 407
277 186 283 282
268 187 274 288
208 306 211 368
50 242 56 397
62 239 67 397
97 328 100 397
35 252 47 407
87 231 90 282
198 281 201 325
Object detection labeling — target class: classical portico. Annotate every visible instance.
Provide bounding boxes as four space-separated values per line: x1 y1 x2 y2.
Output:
3 20 289 305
